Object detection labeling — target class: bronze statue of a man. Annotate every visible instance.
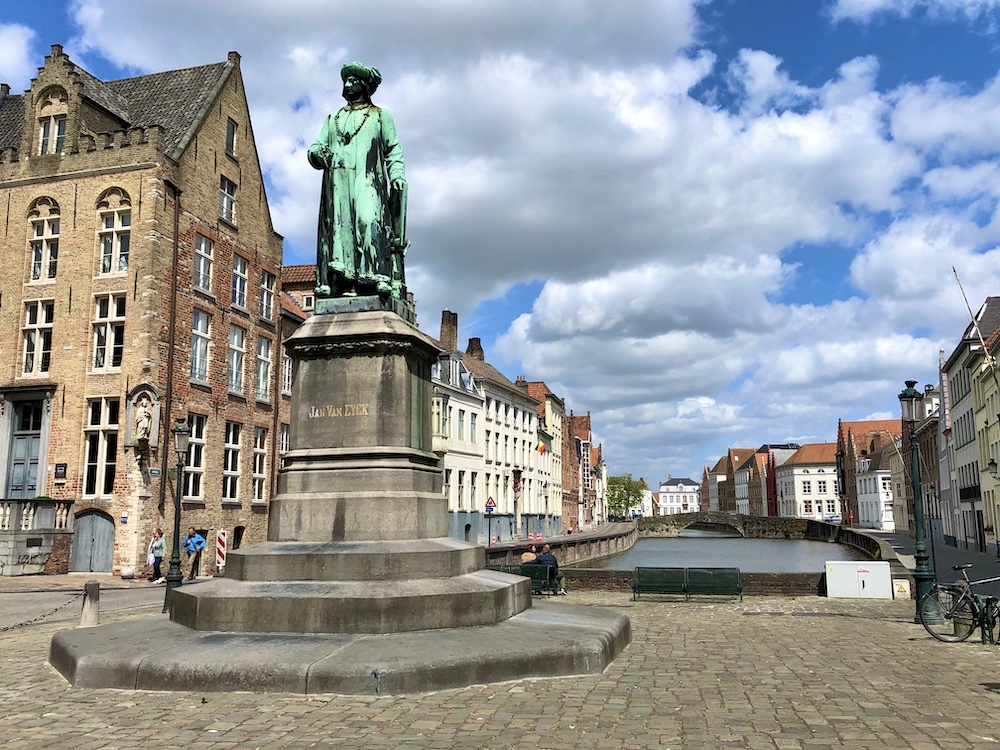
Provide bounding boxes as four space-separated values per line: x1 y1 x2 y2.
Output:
308 62 407 300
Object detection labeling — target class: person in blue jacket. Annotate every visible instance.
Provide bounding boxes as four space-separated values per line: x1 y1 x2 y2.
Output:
531 544 567 595
183 527 206 581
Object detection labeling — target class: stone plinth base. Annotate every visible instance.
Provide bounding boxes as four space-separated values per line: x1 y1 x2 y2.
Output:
170 569 531 634
49 600 631 695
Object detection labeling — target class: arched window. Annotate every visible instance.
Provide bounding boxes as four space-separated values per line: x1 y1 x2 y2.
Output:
96 188 131 274
27 197 60 281
36 86 68 155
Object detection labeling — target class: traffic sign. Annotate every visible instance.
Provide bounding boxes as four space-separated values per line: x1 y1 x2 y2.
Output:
485 496 496 513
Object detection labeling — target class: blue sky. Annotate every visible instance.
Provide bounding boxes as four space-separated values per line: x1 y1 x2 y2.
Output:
3 0 1000 485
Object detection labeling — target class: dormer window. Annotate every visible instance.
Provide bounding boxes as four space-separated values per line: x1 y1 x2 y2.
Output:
39 116 66 155
36 86 68 155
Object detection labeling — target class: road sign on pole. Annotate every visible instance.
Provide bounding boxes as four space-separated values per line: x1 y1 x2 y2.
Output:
485 496 496 513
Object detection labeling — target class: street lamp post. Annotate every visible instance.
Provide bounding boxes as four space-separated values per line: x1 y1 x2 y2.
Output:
163 418 190 612
899 380 936 621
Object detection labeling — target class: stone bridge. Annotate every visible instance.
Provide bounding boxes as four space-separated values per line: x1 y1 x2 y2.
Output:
638 512 833 540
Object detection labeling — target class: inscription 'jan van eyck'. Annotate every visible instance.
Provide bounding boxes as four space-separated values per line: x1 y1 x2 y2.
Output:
307 403 370 419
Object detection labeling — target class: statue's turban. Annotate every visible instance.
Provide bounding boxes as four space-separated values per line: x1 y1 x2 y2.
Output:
341 62 382 95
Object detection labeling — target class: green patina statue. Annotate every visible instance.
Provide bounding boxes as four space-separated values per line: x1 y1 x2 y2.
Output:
308 62 408 301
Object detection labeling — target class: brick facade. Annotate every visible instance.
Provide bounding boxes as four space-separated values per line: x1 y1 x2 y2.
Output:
0 46 291 575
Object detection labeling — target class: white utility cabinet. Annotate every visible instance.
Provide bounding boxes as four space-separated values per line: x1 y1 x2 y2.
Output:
825 561 892 599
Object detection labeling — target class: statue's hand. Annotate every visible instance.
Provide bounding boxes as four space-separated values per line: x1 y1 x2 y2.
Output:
391 179 406 192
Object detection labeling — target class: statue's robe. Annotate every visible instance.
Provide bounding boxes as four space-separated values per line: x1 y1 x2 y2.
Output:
307 103 405 296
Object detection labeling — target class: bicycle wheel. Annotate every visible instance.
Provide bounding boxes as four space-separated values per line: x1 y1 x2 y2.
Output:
920 587 978 642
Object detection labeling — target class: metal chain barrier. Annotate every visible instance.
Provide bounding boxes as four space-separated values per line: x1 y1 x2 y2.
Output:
0 588 86 632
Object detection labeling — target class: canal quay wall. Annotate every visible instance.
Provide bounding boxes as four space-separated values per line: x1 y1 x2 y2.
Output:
485 514 914 597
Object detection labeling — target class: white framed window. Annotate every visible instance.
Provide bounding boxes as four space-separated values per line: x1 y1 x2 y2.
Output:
92 294 126 371
818 480 827 494
228 325 245 393
22 300 54 375
470 414 477 443
804 500 813 514
83 397 119 497
39 115 66 155
282 347 293 395
458 409 465 441
223 421 241 502
485 430 491 461
802 480 812 494
252 427 267 503
303 294 315 311
99 210 130 274
194 234 213 292
191 309 211 382
183 414 207 500
279 423 290 468
219 176 236 223
256 336 271 401
30 216 59 281
226 118 238 156
232 254 248 308
458 470 465 509
470 472 478 506
260 270 275 319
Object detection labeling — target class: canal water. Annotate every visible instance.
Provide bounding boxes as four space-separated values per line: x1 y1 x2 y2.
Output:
583 529 868 573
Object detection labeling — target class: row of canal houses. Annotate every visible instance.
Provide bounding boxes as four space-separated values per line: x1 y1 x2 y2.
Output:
279 279 610 544
650 296 1000 555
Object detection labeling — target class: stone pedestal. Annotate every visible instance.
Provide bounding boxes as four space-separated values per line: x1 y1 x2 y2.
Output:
50 306 630 694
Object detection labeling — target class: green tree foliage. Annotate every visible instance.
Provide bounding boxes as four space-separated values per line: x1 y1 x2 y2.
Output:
606 473 647 518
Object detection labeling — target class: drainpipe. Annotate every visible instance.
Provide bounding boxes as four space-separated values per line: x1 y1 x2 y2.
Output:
159 180 182 513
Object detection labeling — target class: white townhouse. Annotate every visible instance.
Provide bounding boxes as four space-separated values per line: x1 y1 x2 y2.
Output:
775 443 841 520
856 445 895 530
657 477 699 515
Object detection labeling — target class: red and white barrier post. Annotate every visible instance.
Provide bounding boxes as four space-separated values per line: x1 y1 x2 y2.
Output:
216 529 227 573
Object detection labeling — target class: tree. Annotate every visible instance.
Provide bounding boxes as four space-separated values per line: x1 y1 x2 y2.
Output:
606 473 647 519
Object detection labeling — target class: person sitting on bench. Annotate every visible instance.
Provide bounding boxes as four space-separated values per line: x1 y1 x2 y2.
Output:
529 544 567 595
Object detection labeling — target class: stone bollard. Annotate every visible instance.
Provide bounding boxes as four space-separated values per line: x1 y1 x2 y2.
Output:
79 580 100 627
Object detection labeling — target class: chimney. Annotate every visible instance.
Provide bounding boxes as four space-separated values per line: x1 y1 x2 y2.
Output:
0 84 8 102
440 310 458 351
516 375 526 383
466 337 485 361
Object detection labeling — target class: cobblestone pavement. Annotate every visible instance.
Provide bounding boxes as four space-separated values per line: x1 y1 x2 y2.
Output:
4 591 1000 749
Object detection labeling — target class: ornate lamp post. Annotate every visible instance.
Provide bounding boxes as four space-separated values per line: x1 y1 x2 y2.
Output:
163 418 190 611
899 380 936 620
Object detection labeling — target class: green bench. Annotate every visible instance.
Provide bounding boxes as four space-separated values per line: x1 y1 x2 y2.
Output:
632 567 686 600
486 564 558 596
632 566 743 601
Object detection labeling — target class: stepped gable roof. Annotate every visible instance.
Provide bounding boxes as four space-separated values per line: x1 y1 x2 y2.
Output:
106 59 233 159
0 54 233 160
784 442 838 465
860 444 895 472
840 419 902 457
280 291 306 321
282 264 316 284
0 90 24 150
567 412 592 441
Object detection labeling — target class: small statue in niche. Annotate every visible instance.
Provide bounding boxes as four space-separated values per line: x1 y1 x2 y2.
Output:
134 395 153 443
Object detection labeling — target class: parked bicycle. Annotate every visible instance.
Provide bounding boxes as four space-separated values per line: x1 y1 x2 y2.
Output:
919 563 1000 643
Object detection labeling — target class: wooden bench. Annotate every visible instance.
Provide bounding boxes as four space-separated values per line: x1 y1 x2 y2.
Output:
685 567 742 601
486 564 558 596
632 567 686 600
632 566 743 601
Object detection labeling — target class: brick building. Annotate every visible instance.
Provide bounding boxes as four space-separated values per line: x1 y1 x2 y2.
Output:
0 46 289 575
